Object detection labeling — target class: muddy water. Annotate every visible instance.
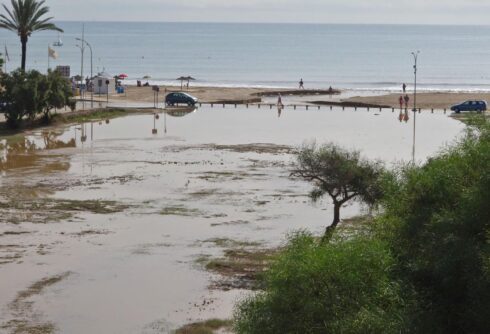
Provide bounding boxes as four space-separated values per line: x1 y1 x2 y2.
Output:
0 106 464 333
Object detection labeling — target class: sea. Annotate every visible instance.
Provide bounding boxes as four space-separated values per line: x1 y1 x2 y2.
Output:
1 22 490 92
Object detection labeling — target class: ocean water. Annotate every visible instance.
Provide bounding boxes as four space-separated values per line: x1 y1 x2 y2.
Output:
1 22 490 91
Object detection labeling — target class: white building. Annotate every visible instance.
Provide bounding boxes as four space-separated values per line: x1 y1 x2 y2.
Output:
93 72 116 95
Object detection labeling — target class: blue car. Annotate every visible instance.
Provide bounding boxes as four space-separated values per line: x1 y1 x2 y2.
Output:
165 92 198 106
450 100 487 113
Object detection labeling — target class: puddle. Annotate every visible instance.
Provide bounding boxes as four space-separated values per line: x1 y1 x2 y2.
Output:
0 106 464 333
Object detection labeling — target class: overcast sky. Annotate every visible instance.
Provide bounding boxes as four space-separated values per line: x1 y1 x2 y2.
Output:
43 0 490 25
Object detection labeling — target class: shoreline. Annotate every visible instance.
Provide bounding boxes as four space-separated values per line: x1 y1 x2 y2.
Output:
2 85 489 136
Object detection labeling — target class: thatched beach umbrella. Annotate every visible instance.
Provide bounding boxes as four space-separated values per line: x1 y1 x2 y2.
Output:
176 76 187 90
177 76 196 90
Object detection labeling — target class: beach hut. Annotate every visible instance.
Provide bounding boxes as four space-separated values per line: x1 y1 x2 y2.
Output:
93 72 116 95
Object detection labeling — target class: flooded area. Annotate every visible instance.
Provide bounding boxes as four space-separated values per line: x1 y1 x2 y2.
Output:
0 106 464 333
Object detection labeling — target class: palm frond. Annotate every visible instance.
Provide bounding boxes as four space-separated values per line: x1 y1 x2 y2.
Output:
0 0 62 35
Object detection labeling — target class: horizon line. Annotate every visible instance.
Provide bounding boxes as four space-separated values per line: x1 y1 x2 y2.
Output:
51 19 490 27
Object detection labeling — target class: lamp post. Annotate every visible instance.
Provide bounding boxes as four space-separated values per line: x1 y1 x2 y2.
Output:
411 51 420 164
76 38 93 109
75 44 85 110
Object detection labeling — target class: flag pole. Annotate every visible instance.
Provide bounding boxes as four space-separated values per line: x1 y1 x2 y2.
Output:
48 44 50 72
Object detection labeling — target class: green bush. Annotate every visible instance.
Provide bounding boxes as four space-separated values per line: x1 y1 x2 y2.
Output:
234 232 408 334
0 69 72 128
380 118 490 333
234 118 490 333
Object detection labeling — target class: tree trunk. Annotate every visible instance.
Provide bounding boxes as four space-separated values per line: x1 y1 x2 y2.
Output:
21 35 28 71
322 202 341 242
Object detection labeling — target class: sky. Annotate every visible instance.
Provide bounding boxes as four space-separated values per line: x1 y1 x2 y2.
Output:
39 0 490 25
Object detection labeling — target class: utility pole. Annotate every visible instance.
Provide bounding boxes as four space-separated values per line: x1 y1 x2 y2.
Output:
80 24 85 110
77 37 93 108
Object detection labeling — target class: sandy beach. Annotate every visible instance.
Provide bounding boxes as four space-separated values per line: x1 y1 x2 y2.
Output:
341 92 490 110
109 85 339 105
85 86 490 111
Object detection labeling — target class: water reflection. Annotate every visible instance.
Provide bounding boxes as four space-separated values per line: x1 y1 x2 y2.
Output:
160 107 197 134
164 106 197 118
277 105 284 118
0 131 75 171
398 109 409 123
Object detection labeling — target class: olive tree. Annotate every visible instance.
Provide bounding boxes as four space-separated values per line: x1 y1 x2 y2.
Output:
292 142 384 238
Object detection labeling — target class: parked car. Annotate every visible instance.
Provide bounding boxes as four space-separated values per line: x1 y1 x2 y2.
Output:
165 92 198 106
450 100 487 113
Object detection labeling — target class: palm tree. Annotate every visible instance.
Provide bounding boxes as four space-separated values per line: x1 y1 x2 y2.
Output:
0 0 62 70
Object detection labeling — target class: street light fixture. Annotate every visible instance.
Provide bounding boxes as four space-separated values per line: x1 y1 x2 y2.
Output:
76 38 93 108
411 51 420 164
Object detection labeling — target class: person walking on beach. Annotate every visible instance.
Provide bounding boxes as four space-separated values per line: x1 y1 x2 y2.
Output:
402 83 406 93
277 94 283 107
299 78 304 89
404 94 410 109
399 96 403 109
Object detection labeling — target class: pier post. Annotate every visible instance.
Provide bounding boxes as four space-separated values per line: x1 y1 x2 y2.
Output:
270 104 273 109
330 106 332 110
258 104 261 109
235 104 237 108
355 107 357 111
392 108 394 112
211 103 213 108
306 105 309 110
294 105 296 110
223 103 225 108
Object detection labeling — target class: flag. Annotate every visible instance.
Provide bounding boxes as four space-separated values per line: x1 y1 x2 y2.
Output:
4 45 9 62
48 46 58 60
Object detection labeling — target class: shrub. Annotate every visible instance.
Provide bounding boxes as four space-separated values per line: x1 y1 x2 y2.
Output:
0 69 72 128
234 232 408 334
380 118 490 333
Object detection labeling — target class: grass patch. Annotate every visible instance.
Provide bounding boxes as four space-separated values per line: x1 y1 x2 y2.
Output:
159 205 203 217
1 320 56 334
72 229 110 237
175 319 233 334
14 272 72 302
47 199 129 214
0 198 129 224
3 272 71 334
52 108 131 124
202 248 278 290
203 238 261 248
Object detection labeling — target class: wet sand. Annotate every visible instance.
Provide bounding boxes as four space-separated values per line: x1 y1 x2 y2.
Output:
0 106 464 333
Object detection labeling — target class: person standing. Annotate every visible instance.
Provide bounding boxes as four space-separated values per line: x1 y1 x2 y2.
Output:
299 78 304 89
404 94 410 109
399 96 403 109
277 94 283 107
402 83 406 93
